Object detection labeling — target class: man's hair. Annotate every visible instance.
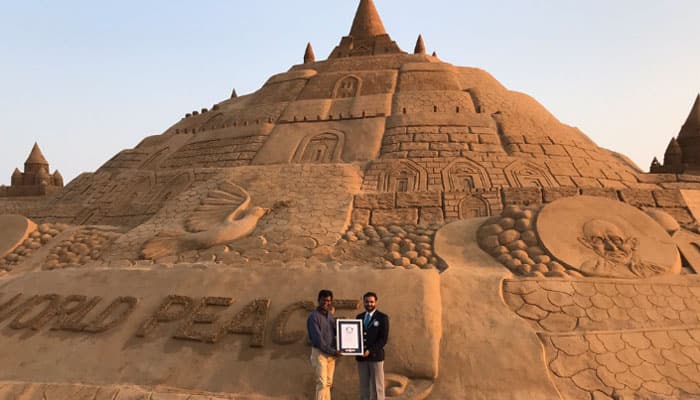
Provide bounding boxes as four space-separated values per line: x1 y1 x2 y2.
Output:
363 292 378 301
318 289 334 301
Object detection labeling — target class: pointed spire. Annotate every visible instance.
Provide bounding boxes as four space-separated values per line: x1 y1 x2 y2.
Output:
231 88 238 99
25 142 48 165
414 34 426 54
665 137 682 155
11 168 21 178
304 42 316 64
432 51 438 58
679 94 700 138
349 0 387 39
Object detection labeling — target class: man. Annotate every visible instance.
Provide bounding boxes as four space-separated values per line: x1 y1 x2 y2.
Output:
307 289 341 400
356 292 389 400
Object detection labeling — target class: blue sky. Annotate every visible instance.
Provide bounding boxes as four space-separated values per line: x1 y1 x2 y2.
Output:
1 0 699 184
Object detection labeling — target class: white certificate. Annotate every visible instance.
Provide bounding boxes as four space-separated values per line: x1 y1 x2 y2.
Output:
336 319 364 356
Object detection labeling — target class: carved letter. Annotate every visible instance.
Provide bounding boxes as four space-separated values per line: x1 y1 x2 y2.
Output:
272 301 315 345
226 299 271 347
173 297 233 343
0 293 27 324
54 296 103 332
136 295 196 337
271 299 359 345
84 296 138 333
10 294 62 330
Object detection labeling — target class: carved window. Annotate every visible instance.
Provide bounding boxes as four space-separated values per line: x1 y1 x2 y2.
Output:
458 196 490 219
504 161 556 188
442 159 491 192
300 133 340 163
335 76 360 98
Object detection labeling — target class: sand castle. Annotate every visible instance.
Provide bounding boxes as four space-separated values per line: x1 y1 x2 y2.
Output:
0 143 63 198
1 1 700 399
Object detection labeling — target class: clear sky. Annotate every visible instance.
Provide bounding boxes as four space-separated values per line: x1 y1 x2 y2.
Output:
1 0 699 185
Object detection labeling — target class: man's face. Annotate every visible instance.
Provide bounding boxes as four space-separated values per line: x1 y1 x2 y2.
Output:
318 296 333 312
364 296 377 313
581 219 636 265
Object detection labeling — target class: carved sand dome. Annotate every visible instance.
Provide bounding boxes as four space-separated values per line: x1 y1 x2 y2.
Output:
97 0 642 194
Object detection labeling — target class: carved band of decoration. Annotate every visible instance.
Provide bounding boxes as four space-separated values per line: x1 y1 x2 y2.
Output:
136 295 197 337
51 296 103 332
9 294 61 330
83 297 138 333
226 299 271 347
272 301 315 345
173 296 234 344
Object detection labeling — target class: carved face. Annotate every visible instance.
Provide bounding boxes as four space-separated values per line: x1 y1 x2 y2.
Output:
580 219 637 265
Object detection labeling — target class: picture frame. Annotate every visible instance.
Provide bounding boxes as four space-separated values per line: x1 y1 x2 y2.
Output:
336 319 364 356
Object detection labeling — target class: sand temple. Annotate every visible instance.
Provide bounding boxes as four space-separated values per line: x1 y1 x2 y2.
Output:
2 1 700 399
0 143 63 197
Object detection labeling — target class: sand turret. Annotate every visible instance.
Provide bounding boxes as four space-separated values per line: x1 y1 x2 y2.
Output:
24 142 49 175
679 94 700 139
663 137 683 172
414 34 426 54
329 0 402 58
653 94 700 172
52 170 64 187
10 168 22 186
304 42 315 64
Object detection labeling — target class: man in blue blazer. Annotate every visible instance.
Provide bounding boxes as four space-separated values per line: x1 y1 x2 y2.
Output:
356 292 389 400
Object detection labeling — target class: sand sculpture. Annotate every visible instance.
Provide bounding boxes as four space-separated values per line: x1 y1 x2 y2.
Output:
1 1 700 399
0 143 63 197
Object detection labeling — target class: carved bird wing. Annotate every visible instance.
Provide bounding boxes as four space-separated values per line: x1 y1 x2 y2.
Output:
185 181 251 232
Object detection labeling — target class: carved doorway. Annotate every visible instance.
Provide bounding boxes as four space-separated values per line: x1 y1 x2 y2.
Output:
458 196 490 218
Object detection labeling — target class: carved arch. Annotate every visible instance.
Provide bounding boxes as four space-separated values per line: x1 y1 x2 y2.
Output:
378 160 428 193
458 195 491 219
293 131 346 163
441 158 491 191
333 75 362 98
504 160 557 188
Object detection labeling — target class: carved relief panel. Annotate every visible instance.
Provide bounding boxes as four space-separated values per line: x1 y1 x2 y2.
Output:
333 75 361 98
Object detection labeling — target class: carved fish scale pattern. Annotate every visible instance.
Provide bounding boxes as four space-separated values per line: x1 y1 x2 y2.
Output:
503 278 700 399
503 279 700 333
541 330 700 399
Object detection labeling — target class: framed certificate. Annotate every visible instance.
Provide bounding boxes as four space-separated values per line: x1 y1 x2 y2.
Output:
336 319 364 356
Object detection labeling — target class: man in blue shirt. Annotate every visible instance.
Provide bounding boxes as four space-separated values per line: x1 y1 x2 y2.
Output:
307 289 341 400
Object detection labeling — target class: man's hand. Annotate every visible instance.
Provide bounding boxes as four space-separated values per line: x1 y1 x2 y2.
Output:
363 350 370 357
